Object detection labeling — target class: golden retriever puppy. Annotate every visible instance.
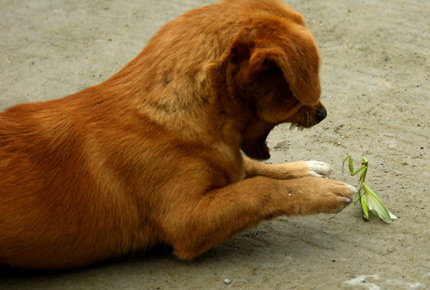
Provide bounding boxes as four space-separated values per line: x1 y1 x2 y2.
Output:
0 0 355 270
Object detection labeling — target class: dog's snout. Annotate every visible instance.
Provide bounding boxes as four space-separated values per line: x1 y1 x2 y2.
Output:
315 107 327 124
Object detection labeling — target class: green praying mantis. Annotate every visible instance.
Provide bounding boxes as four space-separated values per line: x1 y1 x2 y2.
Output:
343 155 397 223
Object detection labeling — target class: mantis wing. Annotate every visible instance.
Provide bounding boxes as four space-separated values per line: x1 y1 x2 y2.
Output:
363 183 398 224
360 194 370 221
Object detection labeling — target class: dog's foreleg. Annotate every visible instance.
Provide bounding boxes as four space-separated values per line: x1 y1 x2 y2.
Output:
161 176 355 259
244 157 333 179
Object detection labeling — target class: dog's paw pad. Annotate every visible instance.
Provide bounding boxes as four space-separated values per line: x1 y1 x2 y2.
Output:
306 160 333 178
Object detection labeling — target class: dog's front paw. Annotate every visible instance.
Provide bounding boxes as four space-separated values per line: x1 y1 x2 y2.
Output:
306 160 333 178
280 177 356 215
316 179 356 214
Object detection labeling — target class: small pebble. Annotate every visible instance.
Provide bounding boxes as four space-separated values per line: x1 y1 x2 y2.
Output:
224 279 232 285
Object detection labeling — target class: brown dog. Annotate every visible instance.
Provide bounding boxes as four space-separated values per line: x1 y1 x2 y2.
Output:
0 0 355 270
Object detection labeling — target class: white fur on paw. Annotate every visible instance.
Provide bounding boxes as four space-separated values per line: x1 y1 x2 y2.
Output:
306 160 333 178
347 184 358 195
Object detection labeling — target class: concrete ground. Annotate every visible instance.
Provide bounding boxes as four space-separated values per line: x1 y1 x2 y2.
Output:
1 0 429 289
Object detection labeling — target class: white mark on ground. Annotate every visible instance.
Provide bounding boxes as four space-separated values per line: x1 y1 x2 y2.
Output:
344 275 380 290
345 275 425 290
386 279 423 289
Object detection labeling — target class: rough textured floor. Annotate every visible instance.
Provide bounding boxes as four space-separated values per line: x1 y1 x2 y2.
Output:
1 0 429 289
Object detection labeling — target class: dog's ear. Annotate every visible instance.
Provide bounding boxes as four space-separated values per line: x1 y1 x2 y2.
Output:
228 25 321 106
225 26 321 106
248 45 321 106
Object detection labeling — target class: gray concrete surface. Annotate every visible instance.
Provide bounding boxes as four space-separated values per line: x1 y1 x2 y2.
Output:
1 0 429 289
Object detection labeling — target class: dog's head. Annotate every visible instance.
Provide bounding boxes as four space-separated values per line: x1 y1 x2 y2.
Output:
219 4 325 160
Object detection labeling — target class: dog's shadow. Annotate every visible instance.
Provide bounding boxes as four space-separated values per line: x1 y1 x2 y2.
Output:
0 243 174 278
0 221 337 283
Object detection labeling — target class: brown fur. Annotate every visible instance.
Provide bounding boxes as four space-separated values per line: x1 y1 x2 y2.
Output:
0 0 355 270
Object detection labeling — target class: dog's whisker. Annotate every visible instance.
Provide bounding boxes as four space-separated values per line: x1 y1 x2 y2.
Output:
289 123 297 131
306 110 310 127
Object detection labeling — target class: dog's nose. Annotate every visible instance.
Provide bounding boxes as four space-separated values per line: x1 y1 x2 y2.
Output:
315 106 327 124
